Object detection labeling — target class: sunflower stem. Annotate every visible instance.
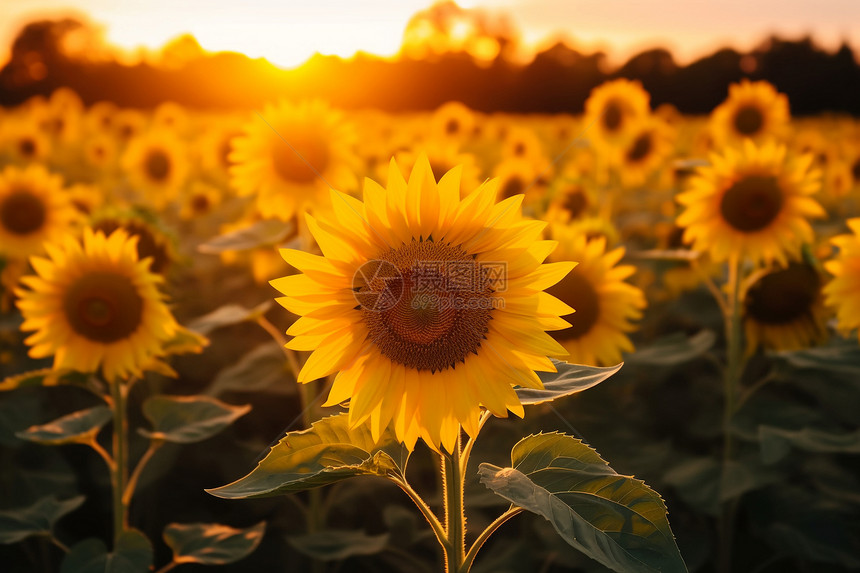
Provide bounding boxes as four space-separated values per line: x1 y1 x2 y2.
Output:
462 506 524 572
719 253 745 573
442 434 466 573
109 377 130 544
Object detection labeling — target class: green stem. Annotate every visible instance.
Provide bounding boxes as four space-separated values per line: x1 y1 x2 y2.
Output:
462 506 523 572
110 379 129 543
391 477 448 551
719 254 744 573
122 439 164 507
442 435 466 573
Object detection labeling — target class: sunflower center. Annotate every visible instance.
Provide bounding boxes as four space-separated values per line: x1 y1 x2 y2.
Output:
18 137 37 158
745 263 819 325
851 158 860 182
720 175 783 232
0 189 46 235
602 99 624 133
191 194 210 213
358 240 494 372
501 176 525 199
733 105 764 136
561 187 588 219
64 271 144 343
144 149 171 182
545 270 600 340
271 133 329 184
626 132 653 163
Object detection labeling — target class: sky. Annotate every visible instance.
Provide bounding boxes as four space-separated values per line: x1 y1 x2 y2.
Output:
1 0 858 69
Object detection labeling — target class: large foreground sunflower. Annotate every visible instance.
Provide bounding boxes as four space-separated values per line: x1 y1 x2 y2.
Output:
15 228 179 381
545 226 646 366
824 219 860 340
272 156 574 452
676 140 824 266
0 164 78 259
229 100 358 221
744 261 828 353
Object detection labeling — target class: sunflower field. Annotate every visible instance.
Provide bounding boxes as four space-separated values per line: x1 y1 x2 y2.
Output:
2 70 860 573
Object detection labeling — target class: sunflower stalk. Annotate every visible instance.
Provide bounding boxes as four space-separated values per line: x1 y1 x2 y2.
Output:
109 377 130 544
719 253 745 573
441 434 466 573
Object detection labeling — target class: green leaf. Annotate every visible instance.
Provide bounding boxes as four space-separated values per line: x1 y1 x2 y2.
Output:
139 395 250 443
517 360 622 405
478 432 686 573
0 369 97 393
164 521 265 566
207 342 295 397
775 337 860 377
626 331 715 366
16 406 113 445
288 529 389 561
758 426 860 464
198 219 294 254
663 456 779 515
187 301 273 336
206 413 409 499
60 529 153 573
0 495 84 544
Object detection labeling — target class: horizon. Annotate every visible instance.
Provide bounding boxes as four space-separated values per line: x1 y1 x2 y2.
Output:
1 0 858 71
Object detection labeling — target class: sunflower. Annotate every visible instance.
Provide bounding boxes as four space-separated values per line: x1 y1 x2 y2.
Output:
710 80 789 146
824 219 860 340
583 79 650 151
229 100 358 221
492 156 551 206
615 115 675 187
431 101 476 143
542 172 598 224
392 140 482 195
121 129 190 209
91 213 177 276
179 182 223 220
744 261 828 353
272 156 574 452
1 120 52 163
500 126 546 163
545 226 646 366
15 228 179 382
0 165 78 259
676 140 824 266
83 133 118 170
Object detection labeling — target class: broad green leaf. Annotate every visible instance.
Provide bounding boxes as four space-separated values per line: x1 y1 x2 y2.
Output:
16 406 112 445
207 341 294 397
164 521 265 565
139 395 250 443
206 413 409 499
288 529 389 561
516 360 621 405
0 369 96 393
775 337 860 377
160 325 209 356
663 456 779 515
198 219 294 253
0 495 84 544
187 301 273 336
478 432 686 573
758 426 860 464
626 331 715 366
60 530 153 573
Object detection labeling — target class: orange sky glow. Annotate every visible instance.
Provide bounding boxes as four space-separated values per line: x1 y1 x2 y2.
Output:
1 0 858 70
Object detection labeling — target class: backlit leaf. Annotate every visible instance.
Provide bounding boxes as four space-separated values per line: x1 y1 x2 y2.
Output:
479 432 686 573
198 219 294 253
206 413 409 499
516 360 621 405
0 495 85 544
288 529 389 561
164 521 265 565
187 301 273 336
139 395 250 443
60 529 153 573
16 406 112 445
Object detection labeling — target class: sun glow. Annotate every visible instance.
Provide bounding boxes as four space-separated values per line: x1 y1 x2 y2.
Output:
2 0 442 69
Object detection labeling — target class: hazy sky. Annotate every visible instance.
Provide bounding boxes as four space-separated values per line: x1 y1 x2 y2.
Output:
1 0 858 68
